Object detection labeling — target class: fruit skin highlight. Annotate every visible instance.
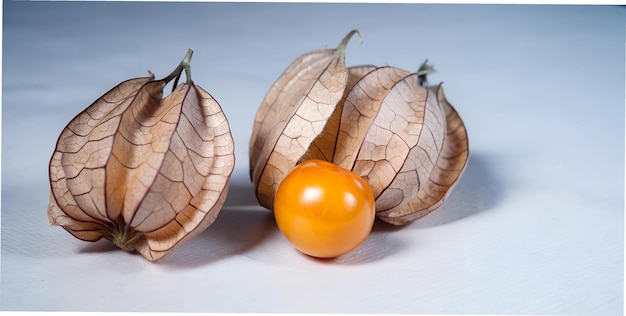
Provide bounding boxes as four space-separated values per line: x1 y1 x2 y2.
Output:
273 159 375 258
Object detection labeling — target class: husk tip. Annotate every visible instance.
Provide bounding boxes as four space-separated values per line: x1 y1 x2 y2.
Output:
338 29 362 52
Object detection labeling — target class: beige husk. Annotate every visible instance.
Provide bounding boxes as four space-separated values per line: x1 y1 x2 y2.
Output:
47 50 235 261
249 30 469 225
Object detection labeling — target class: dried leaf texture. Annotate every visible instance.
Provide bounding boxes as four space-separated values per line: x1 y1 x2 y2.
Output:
249 30 469 225
304 65 378 163
250 30 359 210
48 74 235 261
249 49 340 172
376 85 469 224
353 73 447 215
330 66 469 225
333 66 411 169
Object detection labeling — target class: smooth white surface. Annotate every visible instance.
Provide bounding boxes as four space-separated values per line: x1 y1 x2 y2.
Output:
1 2 624 314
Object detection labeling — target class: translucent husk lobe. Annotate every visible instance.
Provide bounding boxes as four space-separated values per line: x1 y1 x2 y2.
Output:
48 49 235 260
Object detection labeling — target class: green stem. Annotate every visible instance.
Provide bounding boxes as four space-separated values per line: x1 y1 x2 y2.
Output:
108 223 142 252
162 48 194 91
417 59 435 87
335 29 362 56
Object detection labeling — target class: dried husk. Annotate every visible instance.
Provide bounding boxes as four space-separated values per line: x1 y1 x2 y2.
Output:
47 50 235 260
303 65 378 163
249 31 469 225
249 30 360 209
376 85 468 224
341 68 469 224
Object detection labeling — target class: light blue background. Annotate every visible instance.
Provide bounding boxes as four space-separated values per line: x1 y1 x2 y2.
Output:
2 2 624 314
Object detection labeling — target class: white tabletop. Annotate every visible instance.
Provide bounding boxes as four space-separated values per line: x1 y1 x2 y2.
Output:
2 2 624 314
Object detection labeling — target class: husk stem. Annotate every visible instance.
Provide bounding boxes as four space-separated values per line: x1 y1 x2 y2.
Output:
417 59 435 87
335 29 362 56
162 48 194 92
107 222 143 252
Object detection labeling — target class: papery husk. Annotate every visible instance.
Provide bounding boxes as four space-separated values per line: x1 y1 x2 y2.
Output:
48 51 235 260
249 31 469 225
249 30 360 209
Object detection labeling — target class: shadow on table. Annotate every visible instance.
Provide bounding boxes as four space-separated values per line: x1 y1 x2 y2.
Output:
80 153 500 266
161 180 408 266
158 207 276 268
409 152 503 228
78 209 276 269
307 217 408 266
316 152 502 265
